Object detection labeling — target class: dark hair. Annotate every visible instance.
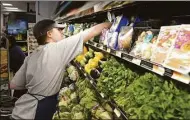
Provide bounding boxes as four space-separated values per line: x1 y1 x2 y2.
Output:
36 34 47 45
7 35 16 47
33 19 65 45
0 36 7 48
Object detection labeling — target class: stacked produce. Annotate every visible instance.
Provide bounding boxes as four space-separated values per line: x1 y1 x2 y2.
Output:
122 73 190 119
66 65 79 81
53 84 88 120
76 78 113 119
96 57 190 119
28 24 39 54
53 76 113 120
97 57 138 98
75 47 105 79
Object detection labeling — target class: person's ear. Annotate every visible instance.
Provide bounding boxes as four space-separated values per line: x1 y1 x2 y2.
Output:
47 30 52 38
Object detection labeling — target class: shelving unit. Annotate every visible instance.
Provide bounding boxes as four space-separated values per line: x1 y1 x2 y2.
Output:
55 1 137 23
85 41 190 84
55 2 190 24
27 23 38 55
0 36 13 117
0 46 10 94
54 1 190 119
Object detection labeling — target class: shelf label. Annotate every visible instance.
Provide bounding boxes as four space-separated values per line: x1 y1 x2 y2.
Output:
84 73 87 77
116 51 122 57
153 65 165 75
90 80 93 84
114 108 121 117
100 93 105 98
103 46 107 50
132 58 141 65
171 72 190 84
107 48 111 53
94 43 97 47
122 55 133 62
99 45 103 49
140 60 153 70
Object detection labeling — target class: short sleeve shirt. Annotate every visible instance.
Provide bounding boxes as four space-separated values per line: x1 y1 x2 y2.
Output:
11 32 84 119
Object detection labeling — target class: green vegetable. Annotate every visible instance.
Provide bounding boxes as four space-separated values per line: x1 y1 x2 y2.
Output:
60 112 71 119
99 111 112 119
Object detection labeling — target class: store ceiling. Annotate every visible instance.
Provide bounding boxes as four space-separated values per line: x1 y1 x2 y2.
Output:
1 1 35 13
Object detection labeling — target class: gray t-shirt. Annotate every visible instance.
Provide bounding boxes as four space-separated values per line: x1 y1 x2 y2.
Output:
11 32 84 119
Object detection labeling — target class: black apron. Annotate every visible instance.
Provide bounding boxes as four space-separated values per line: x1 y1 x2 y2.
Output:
27 92 59 120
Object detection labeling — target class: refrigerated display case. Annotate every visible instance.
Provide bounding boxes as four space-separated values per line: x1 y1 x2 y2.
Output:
53 1 190 119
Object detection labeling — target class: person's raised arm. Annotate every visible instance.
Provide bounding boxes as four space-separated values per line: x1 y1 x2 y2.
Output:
55 22 112 64
82 22 112 43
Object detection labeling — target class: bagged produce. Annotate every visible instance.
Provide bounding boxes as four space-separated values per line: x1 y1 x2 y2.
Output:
163 24 190 74
99 28 109 45
130 29 159 60
108 15 129 49
118 26 134 51
151 25 180 64
103 30 112 46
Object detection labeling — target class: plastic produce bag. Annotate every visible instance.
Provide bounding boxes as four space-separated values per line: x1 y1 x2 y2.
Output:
104 30 112 46
108 15 129 49
151 25 180 64
118 26 134 51
163 24 190 74
130 29 159 60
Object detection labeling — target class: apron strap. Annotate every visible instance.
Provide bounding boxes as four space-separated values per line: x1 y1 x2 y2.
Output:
27 92 47 101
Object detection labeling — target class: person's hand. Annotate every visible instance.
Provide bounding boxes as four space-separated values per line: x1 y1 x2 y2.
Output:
83 22 113 43
104 22 112 28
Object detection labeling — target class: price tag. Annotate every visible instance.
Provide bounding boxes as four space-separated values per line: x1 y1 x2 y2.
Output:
153 65 165 75
107 48 111 53
114 108 121 117
171 72 190 84
90 80 93 84
122 55 132 62
100 93 105 98
94 43 97 47
84 73 87 77
116 51 122 57
132 58 141 65
100 45 103 49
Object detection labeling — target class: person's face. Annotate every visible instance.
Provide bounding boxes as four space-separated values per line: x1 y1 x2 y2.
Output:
47 28 64 42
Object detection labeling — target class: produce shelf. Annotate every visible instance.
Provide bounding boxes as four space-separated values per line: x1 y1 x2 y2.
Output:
56 2 190 23
85 41 190 85
56 1 140 23
72 61 128 120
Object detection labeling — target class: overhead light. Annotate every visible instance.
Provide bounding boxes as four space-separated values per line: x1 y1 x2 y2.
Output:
3 9 21 12
2 3 13 6
4 7 18 10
